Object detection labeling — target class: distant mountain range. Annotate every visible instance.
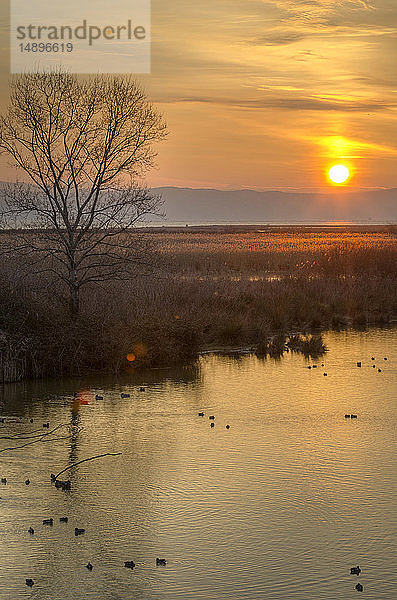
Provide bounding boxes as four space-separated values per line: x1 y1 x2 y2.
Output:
152 187 397 225
1 182 395 225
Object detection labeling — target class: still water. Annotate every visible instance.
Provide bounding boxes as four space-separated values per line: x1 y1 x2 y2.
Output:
0 329 396 600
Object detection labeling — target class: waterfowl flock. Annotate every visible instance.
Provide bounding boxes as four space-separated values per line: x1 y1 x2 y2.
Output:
306 354 391 421
350 566 364 592
1 353 391 595
195 411 232 432
0 397 169 593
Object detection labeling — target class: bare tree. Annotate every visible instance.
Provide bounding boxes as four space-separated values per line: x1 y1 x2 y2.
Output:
0 71 166 315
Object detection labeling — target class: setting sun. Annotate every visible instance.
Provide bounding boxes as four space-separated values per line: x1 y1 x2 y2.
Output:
328 164 350 185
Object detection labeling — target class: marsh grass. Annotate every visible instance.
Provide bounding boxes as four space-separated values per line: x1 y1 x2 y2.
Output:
0 227 396 379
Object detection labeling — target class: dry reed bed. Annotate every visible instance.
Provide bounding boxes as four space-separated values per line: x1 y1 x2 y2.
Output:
0 227 396 379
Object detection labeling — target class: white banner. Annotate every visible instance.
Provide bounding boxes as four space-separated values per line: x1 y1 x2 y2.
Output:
11 0 151 73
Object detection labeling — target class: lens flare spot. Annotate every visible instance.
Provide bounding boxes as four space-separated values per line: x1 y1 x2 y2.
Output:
132 342 147 358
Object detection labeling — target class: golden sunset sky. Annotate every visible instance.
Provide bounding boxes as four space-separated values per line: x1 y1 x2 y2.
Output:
0 0 396 190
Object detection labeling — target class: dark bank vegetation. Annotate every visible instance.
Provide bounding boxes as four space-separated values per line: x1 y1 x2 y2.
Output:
0 227 396 381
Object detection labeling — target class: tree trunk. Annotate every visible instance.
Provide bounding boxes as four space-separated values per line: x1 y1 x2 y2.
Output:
68 263 80 317
70 285 80 317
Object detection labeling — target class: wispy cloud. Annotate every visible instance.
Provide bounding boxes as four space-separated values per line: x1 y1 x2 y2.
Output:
158 93 395 113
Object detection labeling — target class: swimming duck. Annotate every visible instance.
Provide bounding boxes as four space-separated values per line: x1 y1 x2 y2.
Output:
355 583 363 592
198 412 204 417
357 362 361 367
384 357 388 361
139 387 145 392
210 423 215 428
25 579 34 587
55 480 71 490
29 418 33 423
75 527 85 536
60 517 68 523
121 393 130 398
345 414 351 418
95 395 104 400
350 566 361 575
28 527 34 534
1 478 7 484
226 425 230 429
25 479 30 485
209 415 215 420
43 422 50 428
323 373 328 376
86 562 93 570
351 414 358 419
378 368 382 372
43 518 53 525
124 561 135 569
156 558 166 566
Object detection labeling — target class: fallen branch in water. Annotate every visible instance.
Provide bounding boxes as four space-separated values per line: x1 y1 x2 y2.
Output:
0 425 82 453
52 452 122 480
0 426 62 440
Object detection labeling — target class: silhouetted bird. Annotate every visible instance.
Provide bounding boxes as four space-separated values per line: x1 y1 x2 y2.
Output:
378 368 382 372
25 579 34 587
323 373 328 376
384 357 388 361
25 479 30 485
226 425 230 429
54 480 71 490
356 583 363 592
210 423 215 428
139 387 145 392
28 527 34 534
75 528 85 536
121 393 130 398
60 517 68 523
198 412 204 416
156 558 167 566
357 362 361 367
86 562 93 570
351 414 358 419
350 566 361 575
29 418 34 423
345 415 351 418
43 518 53 525
209 416 215 420
1 478 7 484
371 357 375 360
124 561 135 568
43 422 50 428
95 395 104 400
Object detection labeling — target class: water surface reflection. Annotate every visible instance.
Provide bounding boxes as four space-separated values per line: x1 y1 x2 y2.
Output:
0 330 396 599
